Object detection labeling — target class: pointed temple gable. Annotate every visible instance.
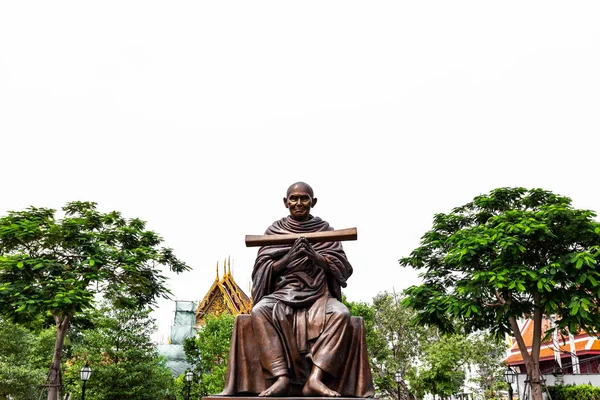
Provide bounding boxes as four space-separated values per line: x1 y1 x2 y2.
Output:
196 257 252 328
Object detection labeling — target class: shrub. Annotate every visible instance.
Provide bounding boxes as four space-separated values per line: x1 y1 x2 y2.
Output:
547 384 600 400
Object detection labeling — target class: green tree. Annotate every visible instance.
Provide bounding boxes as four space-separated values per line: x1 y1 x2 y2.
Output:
343 296 388 374
344 297 390 397
372 292 429 400
400 187 600 400
465 331 507 398
183 313 235 396
407 331 506 400
0 202 189 400
346 292 431 400
410 334 468 400
62 303 174 400
0 319 55 400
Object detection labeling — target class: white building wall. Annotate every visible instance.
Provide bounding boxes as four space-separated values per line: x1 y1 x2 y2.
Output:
513 373 600 399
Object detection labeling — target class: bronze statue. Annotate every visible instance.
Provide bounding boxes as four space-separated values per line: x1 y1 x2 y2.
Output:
219 182 374 398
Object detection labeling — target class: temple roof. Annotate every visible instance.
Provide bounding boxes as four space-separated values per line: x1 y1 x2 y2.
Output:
195 257 252 327
505 317 600 365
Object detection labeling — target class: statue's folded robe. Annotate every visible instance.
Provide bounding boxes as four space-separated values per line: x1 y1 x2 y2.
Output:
220 314 375 398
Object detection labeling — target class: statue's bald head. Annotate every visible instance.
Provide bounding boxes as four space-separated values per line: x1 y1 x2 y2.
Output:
286 182 314 198
284 182 317 221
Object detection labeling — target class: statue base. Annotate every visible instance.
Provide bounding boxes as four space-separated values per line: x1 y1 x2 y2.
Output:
204 397 373 400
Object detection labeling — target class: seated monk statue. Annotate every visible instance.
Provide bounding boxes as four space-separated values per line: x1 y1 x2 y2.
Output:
219 182 374 398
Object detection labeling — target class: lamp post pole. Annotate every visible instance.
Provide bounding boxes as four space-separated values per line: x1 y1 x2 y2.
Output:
394 371 402 400
503 366 516 400
185 370 194 400
553 363 565 386
79 363 92 400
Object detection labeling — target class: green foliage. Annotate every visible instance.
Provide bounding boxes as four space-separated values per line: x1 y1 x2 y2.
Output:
400 187 600 336
548 384 600 400
62 303 174 400
345 292 434 399
0 202 189 324
0 202 188 399
343 295 388 370
407 331 506 400
374 292 431 399
463 331 507 392
412 334 468 398
173 372 203 400
183 313 235 395
0 319 55 400
400 187 600 400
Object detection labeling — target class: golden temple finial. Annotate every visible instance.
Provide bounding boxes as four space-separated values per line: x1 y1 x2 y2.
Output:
216 261 219 280
228 255 231 276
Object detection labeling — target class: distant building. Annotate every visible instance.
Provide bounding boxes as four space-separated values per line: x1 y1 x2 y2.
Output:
505 316 600 374
157 300 197 376
158 257 251 376
195 257 252 328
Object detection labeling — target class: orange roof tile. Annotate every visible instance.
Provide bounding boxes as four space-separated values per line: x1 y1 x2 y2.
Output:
505 317 600 365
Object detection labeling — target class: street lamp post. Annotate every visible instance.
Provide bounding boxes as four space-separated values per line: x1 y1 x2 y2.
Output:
503 366 516 400
394 371 402 400
185 370 194 400
79 363 92 400
552 363 564 385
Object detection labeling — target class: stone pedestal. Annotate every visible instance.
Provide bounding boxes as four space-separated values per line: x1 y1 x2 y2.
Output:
205 397 373 400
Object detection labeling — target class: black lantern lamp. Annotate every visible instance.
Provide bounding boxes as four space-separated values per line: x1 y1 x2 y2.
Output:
185 370 194 400
394 371 402 399
503 366 516 400
80 363 92 400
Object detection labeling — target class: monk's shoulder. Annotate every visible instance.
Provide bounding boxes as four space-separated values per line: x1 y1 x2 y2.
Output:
310 216 333 231
264 217 291 235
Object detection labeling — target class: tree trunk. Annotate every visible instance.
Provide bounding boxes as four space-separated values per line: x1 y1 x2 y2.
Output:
529 366 544 400
47 314 71 400
527 300 544 400
509 312 543 400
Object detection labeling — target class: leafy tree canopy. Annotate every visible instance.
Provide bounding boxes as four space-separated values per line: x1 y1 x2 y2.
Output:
407 331 507 400
409 334 467 399
400 187 600 335
400 187 600 400
346 292 434 400
0 201 189 400
0 201 189 323
0 318 55 400
184 313 235 396
463 331 508 396
63 303 173 400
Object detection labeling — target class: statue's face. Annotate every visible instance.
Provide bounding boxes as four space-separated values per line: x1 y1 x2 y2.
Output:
284 185 316 221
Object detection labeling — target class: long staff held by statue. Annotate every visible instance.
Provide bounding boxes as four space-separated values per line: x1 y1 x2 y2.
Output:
245 227 357 247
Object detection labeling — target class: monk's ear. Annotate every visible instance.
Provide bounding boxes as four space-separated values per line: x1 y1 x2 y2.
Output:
283 197 289 208
311 197 318 207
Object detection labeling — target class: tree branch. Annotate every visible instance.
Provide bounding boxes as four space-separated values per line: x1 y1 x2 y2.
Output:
509 314 532 366
484 289 506 307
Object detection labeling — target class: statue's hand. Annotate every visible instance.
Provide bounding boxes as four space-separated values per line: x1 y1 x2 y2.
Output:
301 240 328 270
273 237 305 273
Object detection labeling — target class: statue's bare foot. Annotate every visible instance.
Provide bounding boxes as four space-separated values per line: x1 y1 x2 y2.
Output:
259 375 290 397
302 370 341 397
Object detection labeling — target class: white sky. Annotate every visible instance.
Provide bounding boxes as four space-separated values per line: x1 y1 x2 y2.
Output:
1 1 599 341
